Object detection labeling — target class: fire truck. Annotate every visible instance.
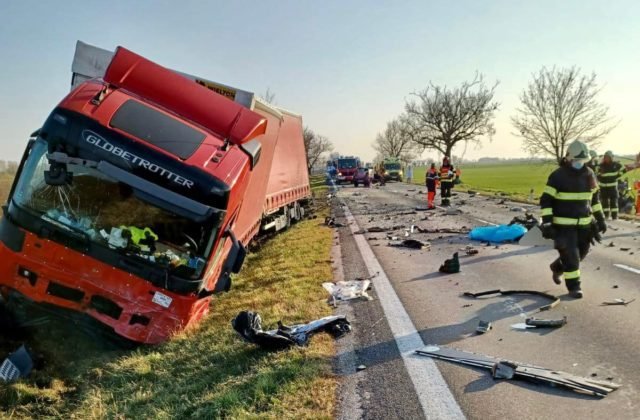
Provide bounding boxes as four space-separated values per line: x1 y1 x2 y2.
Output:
335 156 360 183
0 42 310 344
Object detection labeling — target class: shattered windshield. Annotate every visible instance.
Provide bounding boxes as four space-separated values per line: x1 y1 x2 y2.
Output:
12 140 214 277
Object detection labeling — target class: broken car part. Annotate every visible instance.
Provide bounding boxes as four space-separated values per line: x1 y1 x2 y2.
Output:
416 345 621 397
322 280 372 302
476 320 492 334
0 345 33 383
388 239 430 250
439 252 460 274
602 298 635 306
525 316 567 328
463 289 559 312
232 311 351 350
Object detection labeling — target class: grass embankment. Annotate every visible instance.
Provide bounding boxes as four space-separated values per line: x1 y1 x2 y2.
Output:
412 162 640 203
0 177 337 419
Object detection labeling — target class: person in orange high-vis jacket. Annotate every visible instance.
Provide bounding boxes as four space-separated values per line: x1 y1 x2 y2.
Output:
426 163 439 209
439 156 455 206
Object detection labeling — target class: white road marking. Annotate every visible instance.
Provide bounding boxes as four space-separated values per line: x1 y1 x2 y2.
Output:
614 264 640 275
342 203 466 420
474 218 498 226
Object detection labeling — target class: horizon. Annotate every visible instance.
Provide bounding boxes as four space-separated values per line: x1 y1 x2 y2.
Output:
1 1 639 163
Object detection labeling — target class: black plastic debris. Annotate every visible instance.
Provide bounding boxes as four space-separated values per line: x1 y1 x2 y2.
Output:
232 311 351 351
388 239 429 250
439 253 460 273
525 316 567 328
476 320 492 334
0 345 33 382
509 213 539 231
463 289 559 312
416 345 621 397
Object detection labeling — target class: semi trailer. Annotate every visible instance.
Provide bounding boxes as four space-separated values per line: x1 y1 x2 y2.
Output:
0 42 310 344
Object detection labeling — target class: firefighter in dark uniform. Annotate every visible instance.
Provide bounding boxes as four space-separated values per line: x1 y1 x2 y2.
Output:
597 150 627 220
439 156 455 206
586 150 599 172
540 140 607 299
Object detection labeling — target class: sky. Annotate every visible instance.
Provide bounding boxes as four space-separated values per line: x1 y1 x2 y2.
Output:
1 0 639 164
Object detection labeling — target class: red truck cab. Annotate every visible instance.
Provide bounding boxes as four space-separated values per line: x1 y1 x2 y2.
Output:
0 46 275 344
336 156 360 184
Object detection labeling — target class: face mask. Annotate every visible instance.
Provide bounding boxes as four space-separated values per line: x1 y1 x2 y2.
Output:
572 161 584 170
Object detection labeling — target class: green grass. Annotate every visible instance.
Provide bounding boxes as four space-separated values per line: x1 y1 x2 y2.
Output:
411 162 640 203
0 176 337 419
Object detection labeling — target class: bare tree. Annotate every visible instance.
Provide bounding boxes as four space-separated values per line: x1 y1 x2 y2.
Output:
373 117 420 164
404 74 499 158
512 67 617 163
262 88 276 104
303 126 333 173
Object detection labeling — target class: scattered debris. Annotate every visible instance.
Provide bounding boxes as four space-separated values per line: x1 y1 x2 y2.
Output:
509 213 539 231
0 345 33 383
601 298 635 306
463 289 559 312
445 207 462 215
510 207 526 212
416 345 621 397
613 285 619 289
388 239 430 250
460 245 479 255
492 361 518 379
608 242 615 248
525 316 567 328
232 311 351 350
468 190 477 196
415 206 429 211
620 247 631 251
323 280 372 302
324 217 345 228
357 364 367 371
476 320 492 334
439 252 460 274
367 226 388 233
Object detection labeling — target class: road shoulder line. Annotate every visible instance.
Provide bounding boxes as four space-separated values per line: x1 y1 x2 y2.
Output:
342 201 465 420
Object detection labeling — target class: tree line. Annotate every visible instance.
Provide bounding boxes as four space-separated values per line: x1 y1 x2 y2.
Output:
374 66 617 165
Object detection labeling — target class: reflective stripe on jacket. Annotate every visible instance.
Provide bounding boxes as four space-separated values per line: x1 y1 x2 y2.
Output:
540 166 604 227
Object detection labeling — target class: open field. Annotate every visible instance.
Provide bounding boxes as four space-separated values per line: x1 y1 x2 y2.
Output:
411 162 640 203
0 177 337 419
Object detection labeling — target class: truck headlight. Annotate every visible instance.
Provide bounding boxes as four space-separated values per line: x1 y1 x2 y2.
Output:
399 170 403 176
338 172 342 176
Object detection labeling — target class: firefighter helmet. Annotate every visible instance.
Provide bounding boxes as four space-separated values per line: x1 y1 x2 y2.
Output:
589 150 597 159
604 150 614 158
566 140 590 160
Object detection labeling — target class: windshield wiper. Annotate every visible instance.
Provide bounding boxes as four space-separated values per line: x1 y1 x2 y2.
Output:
40 214 92 246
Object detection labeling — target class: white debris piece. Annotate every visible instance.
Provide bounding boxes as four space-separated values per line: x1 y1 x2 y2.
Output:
323 280 372 301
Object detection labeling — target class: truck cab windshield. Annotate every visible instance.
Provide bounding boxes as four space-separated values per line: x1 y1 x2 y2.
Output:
385 163 401 170
11 139 214 277
338 159 357 169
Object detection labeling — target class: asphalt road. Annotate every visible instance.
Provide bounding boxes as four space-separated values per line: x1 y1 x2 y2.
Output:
332 182 640 419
